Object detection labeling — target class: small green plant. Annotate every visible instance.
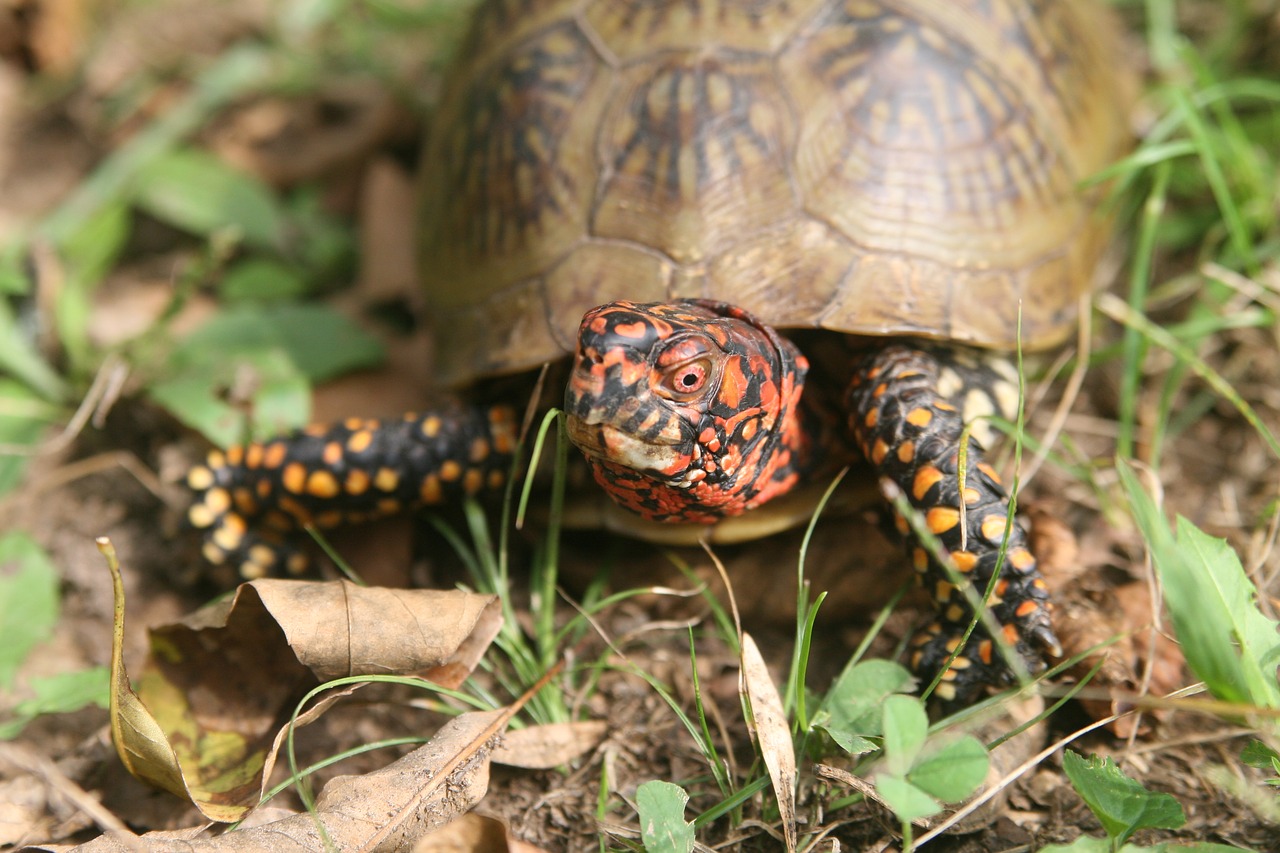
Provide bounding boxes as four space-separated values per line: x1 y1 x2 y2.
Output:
1240 741 1280 794
1045 750 1247 853
874 694 988 848
1119 462 1280 710
636 780 695 853
0 532 109 739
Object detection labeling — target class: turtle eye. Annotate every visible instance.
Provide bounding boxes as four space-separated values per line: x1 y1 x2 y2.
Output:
663 360 710 398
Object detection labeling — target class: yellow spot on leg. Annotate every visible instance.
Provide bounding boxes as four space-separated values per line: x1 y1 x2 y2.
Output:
307 470 340 499
906 407 933 427
345 469 370 495
981 514 1010 542
375 468 400 492
188 504 216 528
934 580 954 603
913 466 943 501
1009 547 1035 571
871 439 889 465
323 442 344 466
926 506 960 535
420 475 442 503
203 488 231 514
348 430 373 453
187 466 214 490
282 463 308 494
264 443 288 469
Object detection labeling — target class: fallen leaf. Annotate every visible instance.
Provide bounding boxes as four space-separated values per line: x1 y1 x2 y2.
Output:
100 540 503 823
412 812 553 852
739 633 795 852
37 710 509 853
1030 507 1182 737
489 721 607 769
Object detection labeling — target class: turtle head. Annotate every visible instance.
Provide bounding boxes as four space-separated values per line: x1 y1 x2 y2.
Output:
564 300 809 523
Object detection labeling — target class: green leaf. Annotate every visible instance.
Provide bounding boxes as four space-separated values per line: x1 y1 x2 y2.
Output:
874 773 940 823
56 201 133 370
177 304 384 384
0 379 58 496
823 659 915 738
0 299 68 401
1118 462 1280 707
148 347 310 448
636 780 694 853
881 694 927 777
219 258 308 302
823 729 877 756
60 200 131 290
0 532 60 689
1239 739 1280 771
149 304 385 446
1043 840 1253 853
0 667 110 740
1062 750 1185 847
1039 840 1112 853
134 149 287 251
1175 515 1280 705
907 735 988 803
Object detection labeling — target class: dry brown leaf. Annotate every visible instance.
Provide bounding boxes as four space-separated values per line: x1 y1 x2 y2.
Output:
1030 507 1183 736
209 82 405 187
489 721 607 769
412 812 553 852
39 710 508 853
739 633 795 852
102 543 503 823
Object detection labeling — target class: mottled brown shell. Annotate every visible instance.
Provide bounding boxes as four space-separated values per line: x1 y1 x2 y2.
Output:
418 0 1131 384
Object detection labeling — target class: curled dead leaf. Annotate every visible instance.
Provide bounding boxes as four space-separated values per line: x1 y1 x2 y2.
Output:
102 542 502 824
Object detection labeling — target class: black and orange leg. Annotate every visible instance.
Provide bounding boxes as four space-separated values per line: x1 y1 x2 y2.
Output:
186 403 519 578
847 345 1059 705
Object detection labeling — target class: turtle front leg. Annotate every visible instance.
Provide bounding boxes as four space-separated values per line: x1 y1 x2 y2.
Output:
846 345 1059 704
186 403 519 578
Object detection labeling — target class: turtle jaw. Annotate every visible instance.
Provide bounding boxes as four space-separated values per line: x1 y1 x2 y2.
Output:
564 417 693 485
564 367 698 487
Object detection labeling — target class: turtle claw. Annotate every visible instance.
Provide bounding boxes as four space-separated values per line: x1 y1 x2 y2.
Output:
1028 623 1063 659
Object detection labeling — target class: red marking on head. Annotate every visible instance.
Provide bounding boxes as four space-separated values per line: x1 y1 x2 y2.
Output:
719 357 747 409
612 321 649 339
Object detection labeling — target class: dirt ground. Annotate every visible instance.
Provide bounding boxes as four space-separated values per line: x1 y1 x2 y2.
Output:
1 1 1279 851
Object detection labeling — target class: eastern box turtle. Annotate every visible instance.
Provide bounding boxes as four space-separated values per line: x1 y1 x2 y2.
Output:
187 0 1132 703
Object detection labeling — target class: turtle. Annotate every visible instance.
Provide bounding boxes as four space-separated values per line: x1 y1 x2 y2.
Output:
185 0 1132 704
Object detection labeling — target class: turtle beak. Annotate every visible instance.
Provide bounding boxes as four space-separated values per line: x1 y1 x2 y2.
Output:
564 345 689 474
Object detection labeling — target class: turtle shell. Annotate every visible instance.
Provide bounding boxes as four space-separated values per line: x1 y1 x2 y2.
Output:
417 0 1132 386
